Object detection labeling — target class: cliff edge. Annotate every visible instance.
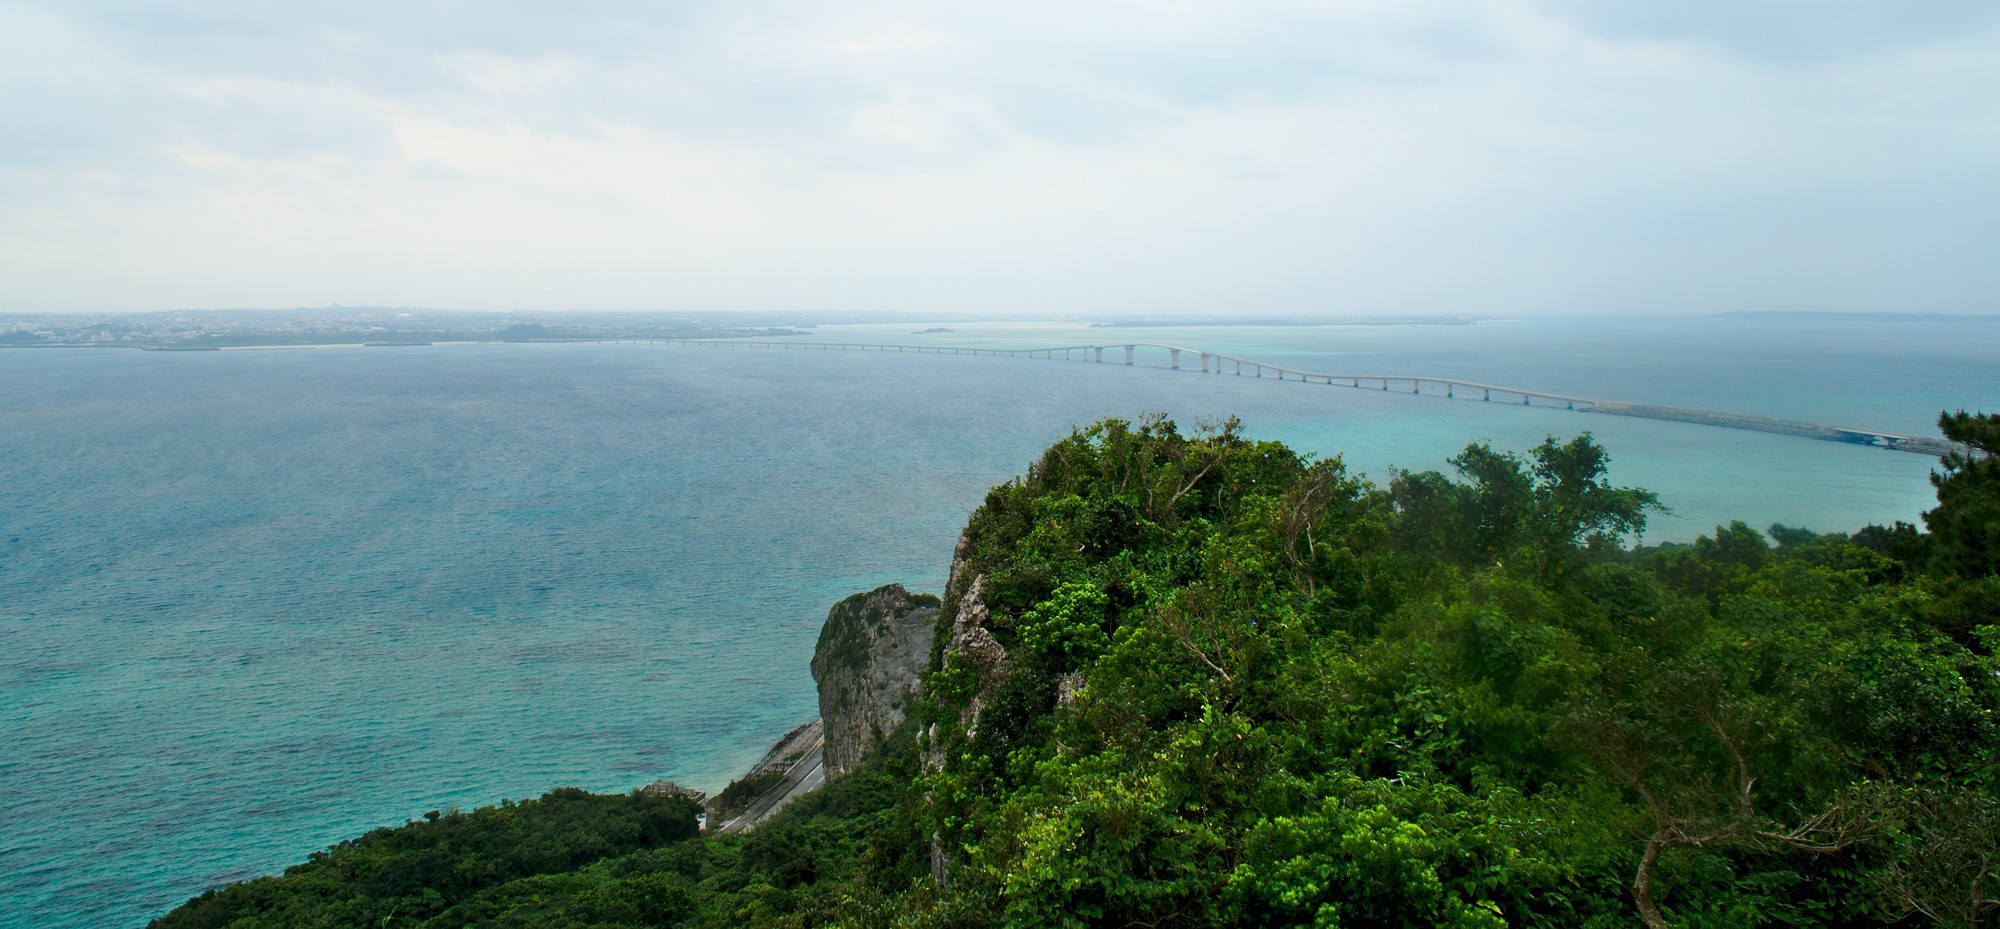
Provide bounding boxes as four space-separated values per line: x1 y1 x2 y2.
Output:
810 583 939 776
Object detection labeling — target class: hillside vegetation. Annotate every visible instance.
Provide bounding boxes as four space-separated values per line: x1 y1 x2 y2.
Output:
157 414 1999 929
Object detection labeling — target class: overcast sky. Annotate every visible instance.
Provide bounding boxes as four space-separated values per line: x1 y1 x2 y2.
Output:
3 1 1997 316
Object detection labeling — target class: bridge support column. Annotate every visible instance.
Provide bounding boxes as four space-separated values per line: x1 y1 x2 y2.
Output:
1169 349 1180 369
1412 381 1420 394
1484 389 1490 401
1200 353 1209 372
1446 384 1453 398
1235 361 1242 375
1123 345 1135 365
1094 347 1103 362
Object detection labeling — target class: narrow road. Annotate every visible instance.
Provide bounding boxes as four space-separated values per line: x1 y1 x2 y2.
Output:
717 733 825 834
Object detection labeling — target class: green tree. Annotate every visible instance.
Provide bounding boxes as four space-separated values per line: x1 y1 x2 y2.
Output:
1926 410 2000 578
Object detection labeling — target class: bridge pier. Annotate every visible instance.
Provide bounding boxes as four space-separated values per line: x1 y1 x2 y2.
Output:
583 343 1943 455
1169 349 1180 369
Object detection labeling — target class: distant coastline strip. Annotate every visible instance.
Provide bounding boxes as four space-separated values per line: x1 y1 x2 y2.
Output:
545 336 1973 457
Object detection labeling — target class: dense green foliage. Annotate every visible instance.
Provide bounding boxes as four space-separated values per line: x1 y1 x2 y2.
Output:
156 414 2000 928
153 788 703 928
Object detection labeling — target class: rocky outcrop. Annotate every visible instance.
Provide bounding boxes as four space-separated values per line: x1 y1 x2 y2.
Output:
1056 671 1086 707
811 583 939 776
942 574 1009 740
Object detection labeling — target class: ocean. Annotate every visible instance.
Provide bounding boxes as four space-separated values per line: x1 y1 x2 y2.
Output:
1 315 1993 928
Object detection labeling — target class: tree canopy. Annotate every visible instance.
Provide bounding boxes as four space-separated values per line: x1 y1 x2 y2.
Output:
156 414 2000 929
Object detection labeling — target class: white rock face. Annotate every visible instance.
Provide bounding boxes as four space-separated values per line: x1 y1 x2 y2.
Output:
811 583 939 776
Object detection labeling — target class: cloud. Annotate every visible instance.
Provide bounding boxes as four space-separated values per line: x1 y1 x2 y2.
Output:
2 0 1997 314
1538 0 2000 64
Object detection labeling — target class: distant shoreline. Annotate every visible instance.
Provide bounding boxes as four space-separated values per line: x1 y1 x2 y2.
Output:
1089 316 1480 328
0 336 776 352
1710 310 2000 322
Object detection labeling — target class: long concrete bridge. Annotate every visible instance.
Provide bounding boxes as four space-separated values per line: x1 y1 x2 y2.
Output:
611 337 1961 457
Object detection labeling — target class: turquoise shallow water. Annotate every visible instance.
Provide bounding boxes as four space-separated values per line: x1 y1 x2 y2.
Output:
1 316 1994 928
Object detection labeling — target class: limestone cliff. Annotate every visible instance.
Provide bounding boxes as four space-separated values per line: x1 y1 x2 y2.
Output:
811 583 939 776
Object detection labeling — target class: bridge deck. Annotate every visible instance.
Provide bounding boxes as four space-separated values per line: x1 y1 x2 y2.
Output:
628 337 1963 458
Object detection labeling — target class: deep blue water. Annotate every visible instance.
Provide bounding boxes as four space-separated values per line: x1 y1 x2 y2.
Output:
1 316 1993 928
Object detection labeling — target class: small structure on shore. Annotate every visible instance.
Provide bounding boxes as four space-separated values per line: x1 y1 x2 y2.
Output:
638 780 707 805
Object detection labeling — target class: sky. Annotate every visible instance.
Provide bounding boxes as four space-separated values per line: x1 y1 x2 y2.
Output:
3 1 1997 317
